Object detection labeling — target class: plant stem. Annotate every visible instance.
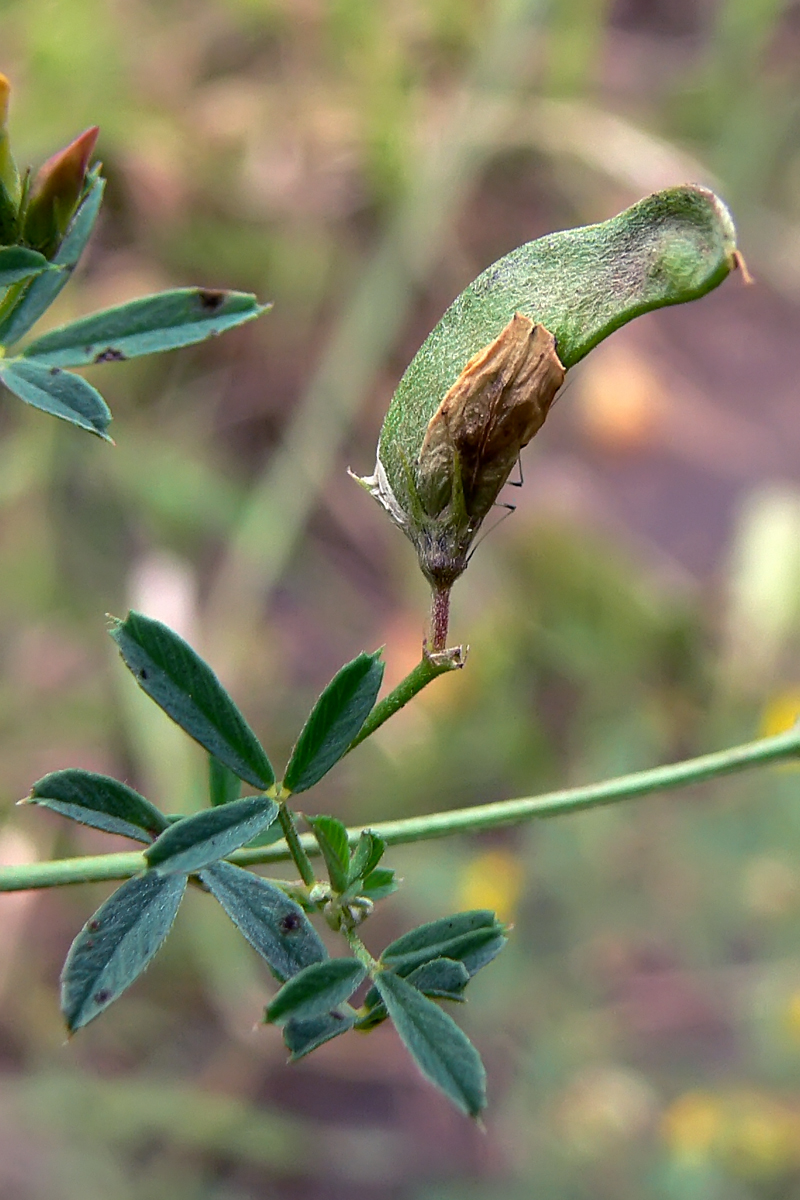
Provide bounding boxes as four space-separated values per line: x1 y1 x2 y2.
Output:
277 801 316 888
3 726 799 892
342 925 378 972
429 586 451 653
348 649 463 752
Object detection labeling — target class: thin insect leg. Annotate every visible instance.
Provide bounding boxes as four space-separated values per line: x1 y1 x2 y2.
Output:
466 506 515 562
508 456 524 487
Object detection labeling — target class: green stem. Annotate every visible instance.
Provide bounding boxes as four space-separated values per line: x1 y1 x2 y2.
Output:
342 925 378 973
277 801 316 888
3 726 799 892
348 649 463 752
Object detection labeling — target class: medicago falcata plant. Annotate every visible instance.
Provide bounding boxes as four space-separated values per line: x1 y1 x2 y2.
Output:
1 77 785 1120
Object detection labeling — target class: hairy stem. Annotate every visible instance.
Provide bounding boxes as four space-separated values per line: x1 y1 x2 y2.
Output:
3 726 799 892
348 648 463 752
342 925 379 972
429 586 451 653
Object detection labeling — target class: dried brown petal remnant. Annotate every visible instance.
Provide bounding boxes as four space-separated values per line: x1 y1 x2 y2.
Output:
417 314 565 524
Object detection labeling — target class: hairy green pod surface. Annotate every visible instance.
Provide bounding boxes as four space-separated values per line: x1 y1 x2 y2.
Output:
356 185 738 588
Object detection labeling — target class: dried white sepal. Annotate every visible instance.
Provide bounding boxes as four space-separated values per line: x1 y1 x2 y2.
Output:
348 458 409 532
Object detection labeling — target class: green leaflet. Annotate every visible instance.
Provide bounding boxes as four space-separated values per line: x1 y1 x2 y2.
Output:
200 860 327 982
266 958 366 1026
306 815 350 892
21 288 270 367
24 769 168 843
359 867 398 902
374 970 486 1118
404 956 469 1000
356 956 469 1030
0 173 105 348
360 913 505 1030
0 358 112 438
381 910 500 962
283 1007 356 1060
283 651 384 793
360 185 738 585
61 871 186 1033
0 245 53 287
347 830 386 887
379 910 507 981
145 795 278 875
110 611 275 790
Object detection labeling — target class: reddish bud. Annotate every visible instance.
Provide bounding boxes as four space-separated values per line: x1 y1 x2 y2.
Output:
0 74 20 242
23 126 99 256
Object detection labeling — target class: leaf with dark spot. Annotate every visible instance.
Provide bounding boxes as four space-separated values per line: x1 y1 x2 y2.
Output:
201 860 327 982
61 871 186 1033
21 287 270 368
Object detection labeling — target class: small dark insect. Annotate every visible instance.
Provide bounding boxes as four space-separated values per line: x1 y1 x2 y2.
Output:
279 911 301 933
139 668 148 680
87 919 101 931
93 347 126 363
93 988 111 1004
198 289 225 311
49 367 61 376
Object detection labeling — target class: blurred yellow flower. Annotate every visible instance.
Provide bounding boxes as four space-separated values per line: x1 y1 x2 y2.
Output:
760 688 800 738
731 1109 794 1175
662 1091 723 1160
759 688 800 772
457 849 524 922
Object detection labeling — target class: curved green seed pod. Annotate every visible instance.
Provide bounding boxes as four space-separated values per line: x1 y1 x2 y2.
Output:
355 185 739 595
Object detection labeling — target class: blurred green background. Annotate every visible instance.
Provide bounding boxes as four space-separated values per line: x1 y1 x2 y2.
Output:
3 0 800 1196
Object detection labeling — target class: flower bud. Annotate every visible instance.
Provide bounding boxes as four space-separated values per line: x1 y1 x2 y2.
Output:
23 126 99 258
0 74 21 243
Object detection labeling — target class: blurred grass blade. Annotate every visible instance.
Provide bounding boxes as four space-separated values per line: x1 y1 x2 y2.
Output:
283 1008 356 1060
25 769 169 843
374 970 486 1118
283 651 384 793
201 860 327 981
306 815 350 892
0 245 53 286
145 795 278 875
266 958 366 1026
61 871 186 1032
208 755 241 806
21 288 270 367
0 174 104 347
0 358 112 438
109 611 275 789
204 0 550 668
